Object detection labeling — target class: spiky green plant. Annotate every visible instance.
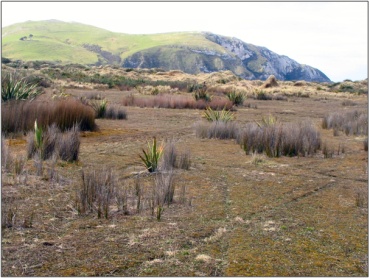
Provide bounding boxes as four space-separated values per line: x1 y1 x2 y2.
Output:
226 90 245 106
202 106 235 122
256 114 278 127
90 99 107 118
1 71 41 102
139 137 164 173
34 120 43 150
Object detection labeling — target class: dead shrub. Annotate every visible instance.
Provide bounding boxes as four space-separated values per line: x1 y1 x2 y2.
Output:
77 168 117 219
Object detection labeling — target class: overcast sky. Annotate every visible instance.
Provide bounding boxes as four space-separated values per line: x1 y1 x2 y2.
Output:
2 1 368 82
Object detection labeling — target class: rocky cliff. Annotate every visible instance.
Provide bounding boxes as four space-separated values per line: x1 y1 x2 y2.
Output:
123 33 330 82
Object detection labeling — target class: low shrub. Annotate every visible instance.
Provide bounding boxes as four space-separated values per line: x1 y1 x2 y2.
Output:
255 90 272 100
237 120 321 157
90 99 107 118
77 168 117 219
104 105 127 120
122 94 233 111
152 171 175 220
162 141 191 171
195 121 239 140
322 110 368 136
1 98 96 134
27 124 80 162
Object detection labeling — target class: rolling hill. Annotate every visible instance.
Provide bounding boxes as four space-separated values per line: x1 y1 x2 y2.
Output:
2 20 330 82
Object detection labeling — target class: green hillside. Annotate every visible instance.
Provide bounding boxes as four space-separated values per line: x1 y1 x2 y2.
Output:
2 20 330 82
2 20 227 65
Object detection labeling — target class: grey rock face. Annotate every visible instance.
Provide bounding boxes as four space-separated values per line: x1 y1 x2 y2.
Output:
123 32 330 82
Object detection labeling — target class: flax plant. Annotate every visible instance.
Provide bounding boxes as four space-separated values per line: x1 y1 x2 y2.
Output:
203 106 235 122
139 137 164 173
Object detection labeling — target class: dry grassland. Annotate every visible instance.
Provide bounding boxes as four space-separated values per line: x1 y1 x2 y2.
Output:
1 69 368 276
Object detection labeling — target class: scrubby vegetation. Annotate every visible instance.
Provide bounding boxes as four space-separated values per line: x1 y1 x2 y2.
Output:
122 94 233 110
1 62 368 277
1 71 42 101
322 110 368 136
1 98 96 134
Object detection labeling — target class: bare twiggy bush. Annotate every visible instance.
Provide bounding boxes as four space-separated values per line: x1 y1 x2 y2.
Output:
77 168 117 219
57 125 80 162
162 142 177 171
322 142 334 158
177 150 191 170
152 171 175 220
237 120 321 157
322 110 368 136
195 121 239 140
1 197 17 229
33 153 43 176
162 141 192 171
134 174 143 213
116 181 130 215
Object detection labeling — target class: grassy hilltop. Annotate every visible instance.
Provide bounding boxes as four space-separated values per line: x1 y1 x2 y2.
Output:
2 20 330 81
2 20 225 64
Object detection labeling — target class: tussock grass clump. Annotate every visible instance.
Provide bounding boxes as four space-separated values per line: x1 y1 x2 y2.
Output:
161 141 192 171
322 110 368 136
27 124 80 162
122 94 233 110
195 121 239 140
2 98 96 134
237 120 321 157
255 90 273 100
104 105 127 120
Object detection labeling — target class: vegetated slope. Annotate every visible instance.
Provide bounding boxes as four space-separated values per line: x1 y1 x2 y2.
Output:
2 20 330 82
